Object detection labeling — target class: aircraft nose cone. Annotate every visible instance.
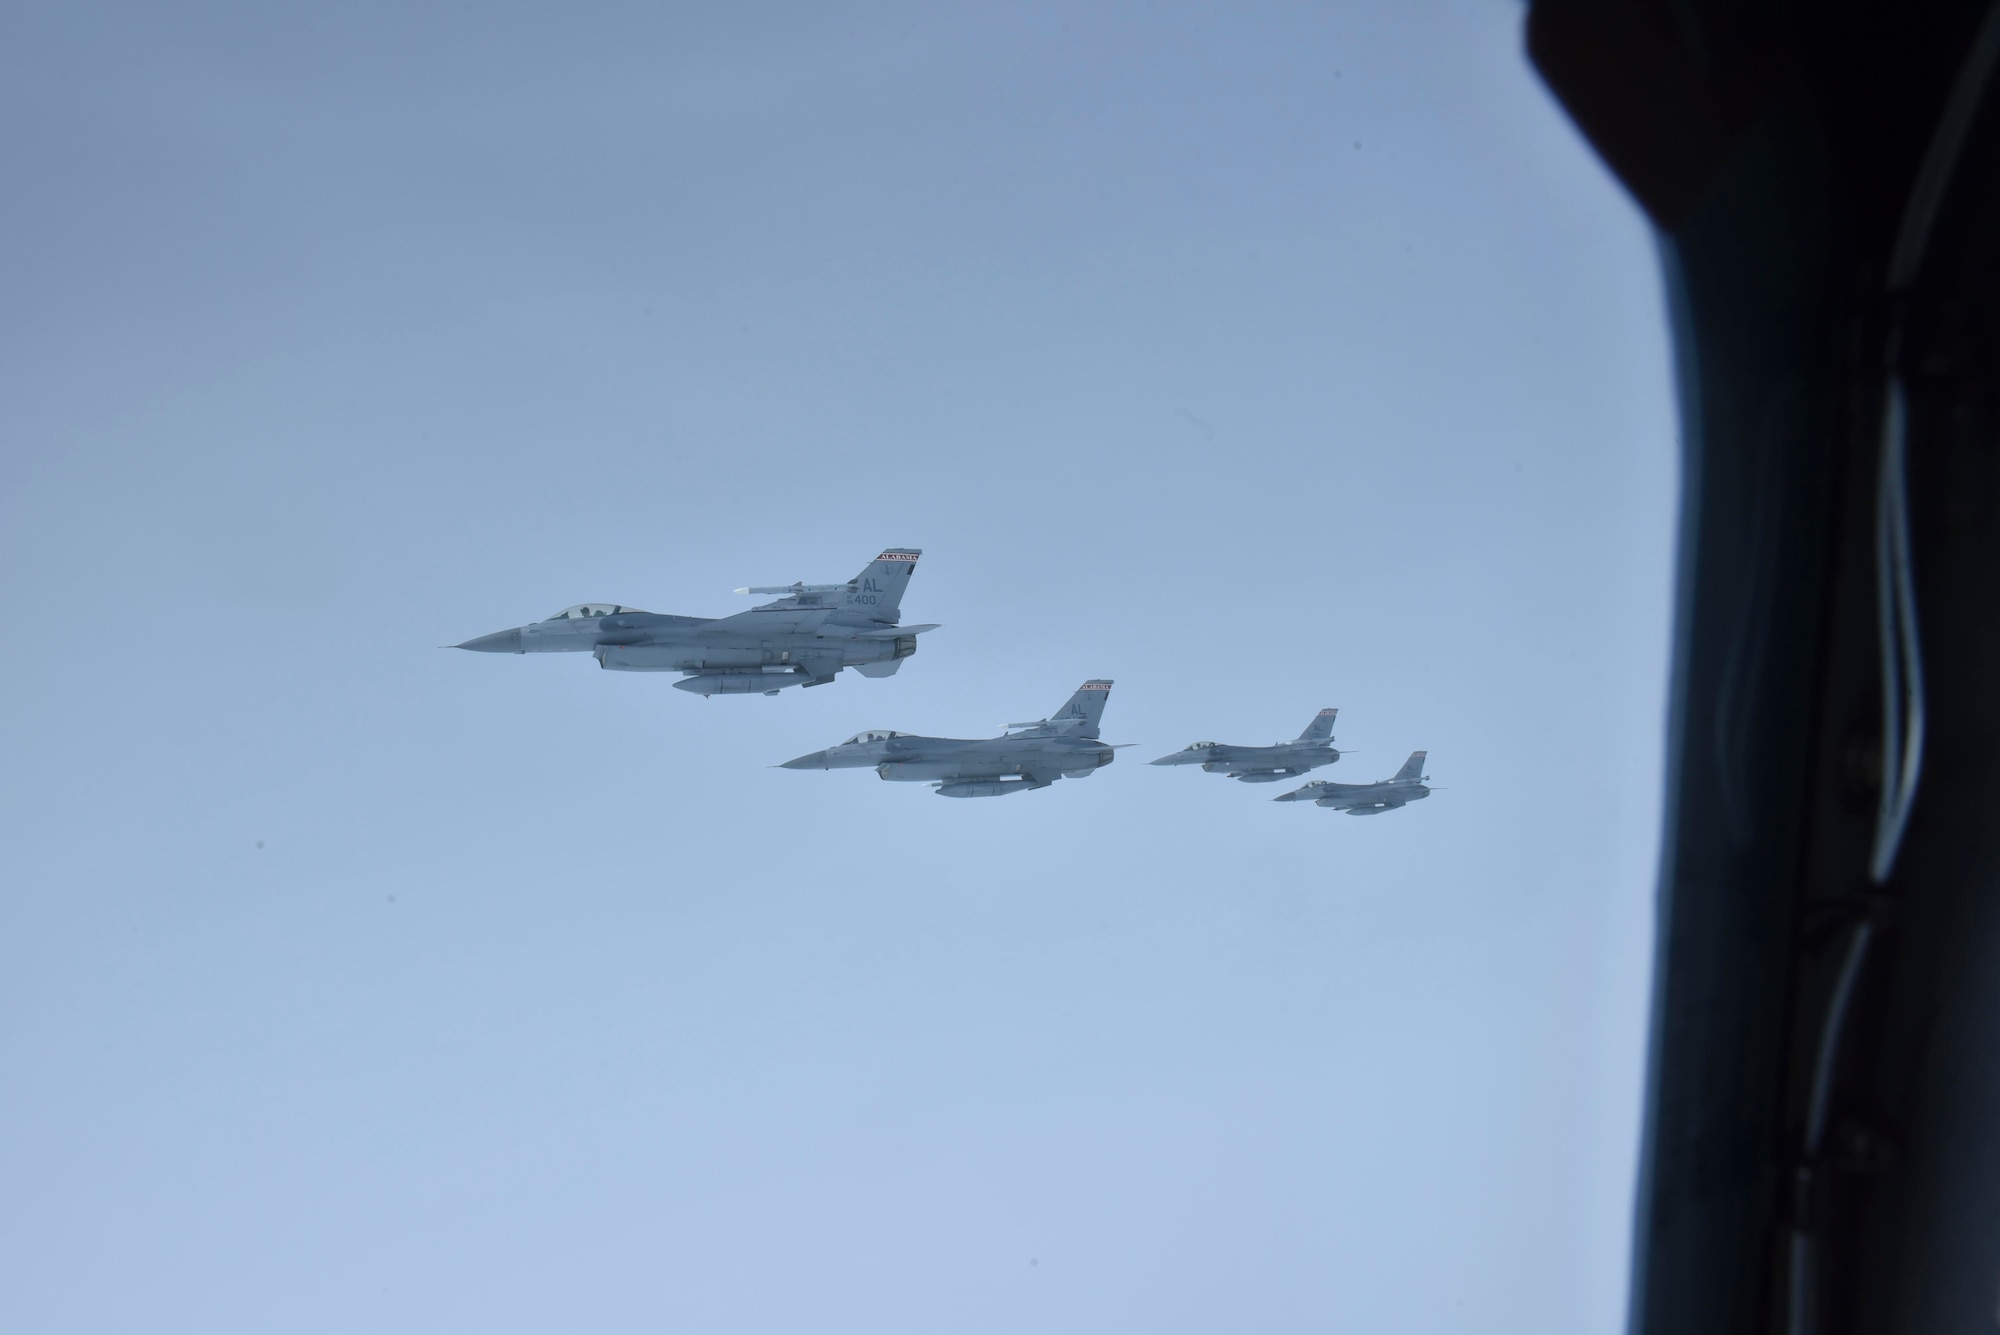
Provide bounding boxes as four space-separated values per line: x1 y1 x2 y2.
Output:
780 751 828 770
1149 754 1179 765
455 629 522 653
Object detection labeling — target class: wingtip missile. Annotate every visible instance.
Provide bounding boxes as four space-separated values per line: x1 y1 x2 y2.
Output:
736 582 852 596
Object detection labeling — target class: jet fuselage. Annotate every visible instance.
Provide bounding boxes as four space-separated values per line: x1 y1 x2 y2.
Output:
461 609 923 691
1276 779 1431 813
786 733 1117 782
1151 739 1341 781
781 680 1119 796
453 550 933 694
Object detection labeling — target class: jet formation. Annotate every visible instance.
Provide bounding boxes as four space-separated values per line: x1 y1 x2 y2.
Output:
781 681 1123 797
452 545 1434 809
454 550 936 695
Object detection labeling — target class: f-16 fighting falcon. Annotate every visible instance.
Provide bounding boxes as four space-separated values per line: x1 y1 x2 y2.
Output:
1274 750 1432 815
452 549 937 695
1149 708 1342 783
780 680 1122 797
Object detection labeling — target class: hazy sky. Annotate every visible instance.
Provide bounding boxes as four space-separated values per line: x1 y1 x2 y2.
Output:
1 3 1674 1332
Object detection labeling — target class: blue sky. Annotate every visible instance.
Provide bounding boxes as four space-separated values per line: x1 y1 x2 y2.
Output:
1 4 1673 1331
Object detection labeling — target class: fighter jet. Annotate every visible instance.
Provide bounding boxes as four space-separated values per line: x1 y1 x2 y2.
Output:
1274 750 1432 815
452 549 937 695
1149 708 1342 783
780 680 1122 797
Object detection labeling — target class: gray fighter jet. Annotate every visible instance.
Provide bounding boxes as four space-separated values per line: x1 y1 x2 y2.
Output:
452 549 936 695
781 680 1121 797
1274 750 1432 815
1149 708 1342 783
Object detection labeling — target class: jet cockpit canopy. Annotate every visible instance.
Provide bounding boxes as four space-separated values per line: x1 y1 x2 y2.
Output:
543 604 648 621
840 730 914 746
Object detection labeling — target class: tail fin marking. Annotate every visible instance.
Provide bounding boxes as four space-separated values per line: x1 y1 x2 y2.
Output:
1051 680 1114 737
843 549 921 623
1297 708 1338 742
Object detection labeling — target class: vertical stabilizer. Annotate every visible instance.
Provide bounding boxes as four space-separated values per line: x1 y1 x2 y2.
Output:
1046 680 1114 737
1297 708 1338 742
1392 750 1428 783
843 549 921 623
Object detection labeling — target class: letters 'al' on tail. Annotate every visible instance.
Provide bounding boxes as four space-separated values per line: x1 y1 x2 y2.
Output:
846 549 921 623
1297 708 1338 742
1392 750 1428 783
1052 680 1114 737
